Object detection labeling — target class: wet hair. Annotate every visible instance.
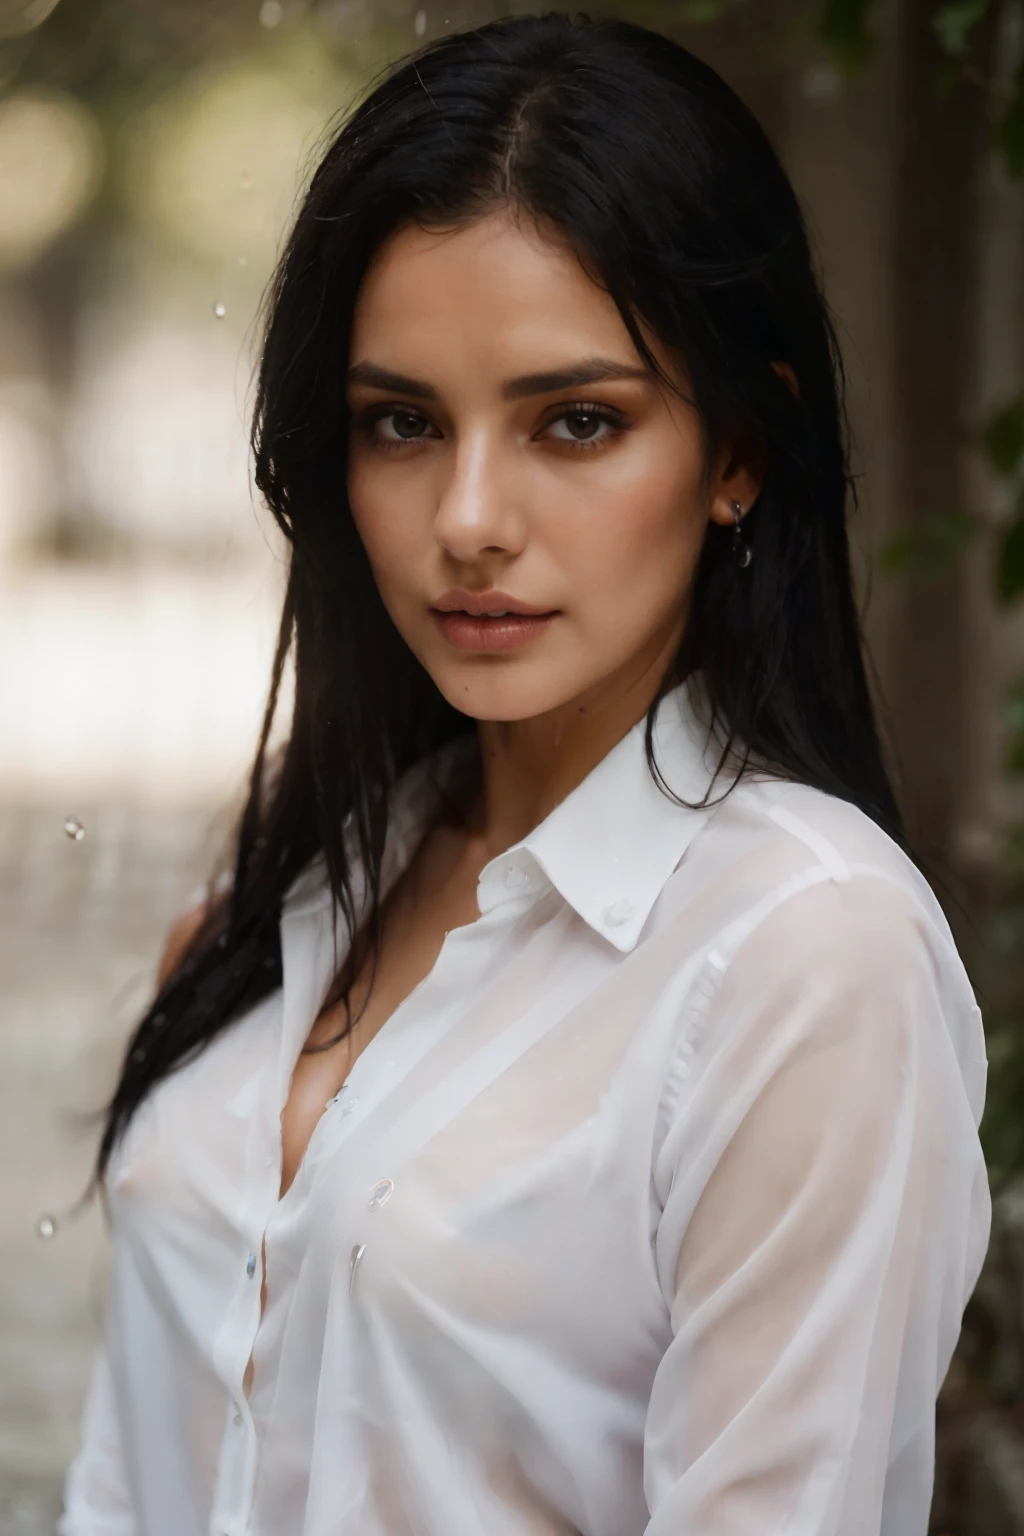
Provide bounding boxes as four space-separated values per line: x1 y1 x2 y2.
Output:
91 9 904 1192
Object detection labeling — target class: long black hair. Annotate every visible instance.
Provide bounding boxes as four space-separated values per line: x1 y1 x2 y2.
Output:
90 9 904 1193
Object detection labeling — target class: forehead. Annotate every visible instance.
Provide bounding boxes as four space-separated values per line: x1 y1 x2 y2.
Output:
349 210 638 367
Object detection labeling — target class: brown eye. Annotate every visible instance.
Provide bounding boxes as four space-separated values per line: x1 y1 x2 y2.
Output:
374 409 433 443
386 410 430 441
350 406 442 454
544 402 629 450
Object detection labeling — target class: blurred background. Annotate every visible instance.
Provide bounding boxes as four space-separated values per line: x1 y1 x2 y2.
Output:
1 0 1023 1530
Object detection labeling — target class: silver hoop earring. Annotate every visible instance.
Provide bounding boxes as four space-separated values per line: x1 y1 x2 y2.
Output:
731 498 752 568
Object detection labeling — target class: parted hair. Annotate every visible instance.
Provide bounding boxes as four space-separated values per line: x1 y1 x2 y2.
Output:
90 10 903 1195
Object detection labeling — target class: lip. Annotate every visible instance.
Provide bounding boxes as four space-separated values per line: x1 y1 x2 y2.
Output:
431 589 558 618
430 609 559 653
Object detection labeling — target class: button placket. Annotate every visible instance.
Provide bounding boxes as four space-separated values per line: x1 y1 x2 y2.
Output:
348 1177 396 1298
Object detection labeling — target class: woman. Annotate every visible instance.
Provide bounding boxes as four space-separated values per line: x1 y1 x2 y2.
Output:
60 12 991 1535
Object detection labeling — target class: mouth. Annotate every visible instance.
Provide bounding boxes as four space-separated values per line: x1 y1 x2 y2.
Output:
429 607 560 654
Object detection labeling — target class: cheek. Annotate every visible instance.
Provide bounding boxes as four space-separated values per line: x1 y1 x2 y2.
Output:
547 464 705 619
348 463 426 592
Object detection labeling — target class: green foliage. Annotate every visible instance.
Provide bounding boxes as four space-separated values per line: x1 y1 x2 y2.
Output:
880 510 980 576
807 0 1024 183
979 1007 1024 1195
676 0 732 18
931 0 989 56
983 394 1024 477
814 0 876 72
995 60 1024 179
1004 679 1024 773
997 491 1024 604
988 397 1024 605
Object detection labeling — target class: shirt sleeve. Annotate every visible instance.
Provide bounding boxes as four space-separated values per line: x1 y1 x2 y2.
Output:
58 1335 137 1536
643 871 992 1536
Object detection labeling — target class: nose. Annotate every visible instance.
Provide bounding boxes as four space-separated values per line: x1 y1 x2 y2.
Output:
432 427 526 563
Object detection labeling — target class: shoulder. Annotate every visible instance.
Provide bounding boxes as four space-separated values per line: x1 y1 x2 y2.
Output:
687 775 977 1019
702 775 946 928
155 869 232 986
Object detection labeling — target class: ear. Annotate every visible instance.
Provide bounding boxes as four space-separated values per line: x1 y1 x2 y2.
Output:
708 358 799 528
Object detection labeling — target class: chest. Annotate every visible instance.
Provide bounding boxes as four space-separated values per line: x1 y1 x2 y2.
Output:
104 882 698 1411
278 830 486 1202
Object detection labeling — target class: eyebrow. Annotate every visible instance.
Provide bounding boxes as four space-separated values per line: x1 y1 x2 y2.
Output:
346 357 653 402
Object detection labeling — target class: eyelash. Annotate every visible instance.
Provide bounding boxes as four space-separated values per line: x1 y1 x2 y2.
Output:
351 401 630 455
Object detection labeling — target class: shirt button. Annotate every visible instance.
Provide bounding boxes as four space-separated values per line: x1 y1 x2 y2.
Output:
504 864 528 889
368 1177 395 1211
246 1253 257 1278
601 897 634 926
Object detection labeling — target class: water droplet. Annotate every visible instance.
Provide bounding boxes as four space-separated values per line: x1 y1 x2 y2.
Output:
213 302 227 319
259 0 283 26
63 816 85 841
36 1213 58 1240
368 1177 394 1211
414 7 426 33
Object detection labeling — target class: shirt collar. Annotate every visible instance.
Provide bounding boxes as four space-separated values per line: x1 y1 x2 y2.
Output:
475 673 726 953
284 672 729 953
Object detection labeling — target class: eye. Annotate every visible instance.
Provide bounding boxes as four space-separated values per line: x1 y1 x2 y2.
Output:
350 400 630 455
542 403 629 451
352 406 441 453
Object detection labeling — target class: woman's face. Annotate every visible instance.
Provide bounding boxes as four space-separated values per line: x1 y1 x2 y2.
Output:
346 208 760 724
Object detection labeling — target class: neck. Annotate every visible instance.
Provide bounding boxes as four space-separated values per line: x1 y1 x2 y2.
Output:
465 651 683 861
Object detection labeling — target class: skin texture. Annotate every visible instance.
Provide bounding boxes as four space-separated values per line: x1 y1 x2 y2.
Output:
346 207 767 849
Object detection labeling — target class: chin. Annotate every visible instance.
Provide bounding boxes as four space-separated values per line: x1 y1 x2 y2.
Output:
428 657 591 724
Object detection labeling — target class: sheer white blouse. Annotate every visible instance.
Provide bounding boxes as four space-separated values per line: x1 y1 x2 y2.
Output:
59 676 992 1536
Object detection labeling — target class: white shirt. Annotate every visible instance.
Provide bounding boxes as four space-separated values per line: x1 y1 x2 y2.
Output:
59 675 992 1536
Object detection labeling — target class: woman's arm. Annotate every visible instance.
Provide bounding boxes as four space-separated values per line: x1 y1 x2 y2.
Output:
643 873 991 1536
